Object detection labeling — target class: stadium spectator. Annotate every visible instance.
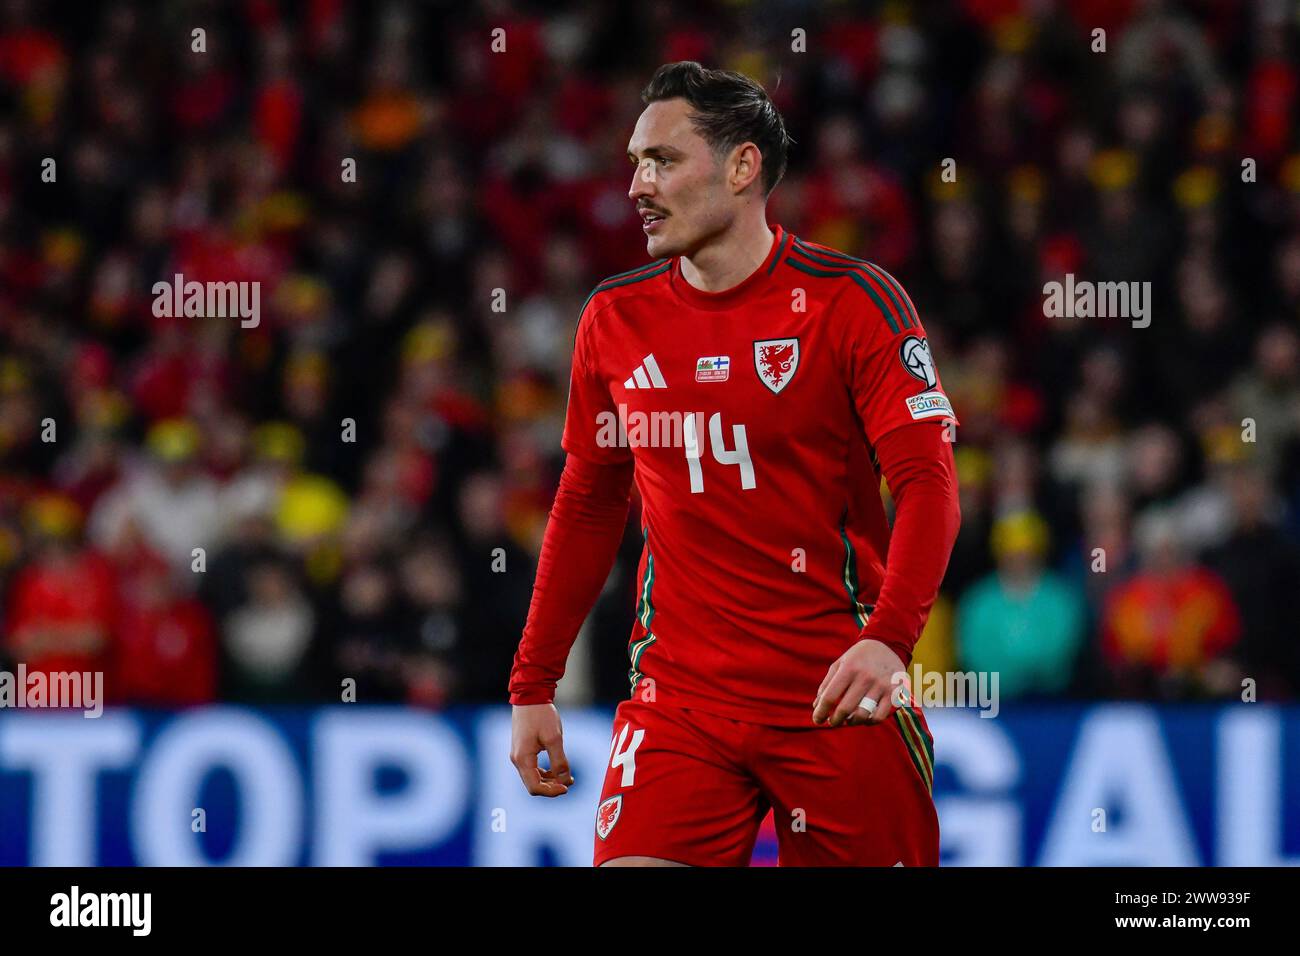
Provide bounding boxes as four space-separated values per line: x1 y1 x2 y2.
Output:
2 0 1299 708
88 418 223 579
327 557 409 703
1205 463 1300 699
1101 509 1243 699
218 554 322 703
111 547 217 705
4 494 116 683
956 511 1086 698
1229 324 1300 479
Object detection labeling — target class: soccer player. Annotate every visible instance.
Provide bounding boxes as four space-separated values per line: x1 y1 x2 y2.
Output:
508 61 961 866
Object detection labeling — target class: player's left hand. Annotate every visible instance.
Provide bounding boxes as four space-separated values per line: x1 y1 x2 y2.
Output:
812 639 908 727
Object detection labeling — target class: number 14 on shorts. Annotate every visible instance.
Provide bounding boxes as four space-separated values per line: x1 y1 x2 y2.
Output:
609 722 644 787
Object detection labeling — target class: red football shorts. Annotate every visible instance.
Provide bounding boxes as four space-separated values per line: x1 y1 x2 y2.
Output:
592 698 939 866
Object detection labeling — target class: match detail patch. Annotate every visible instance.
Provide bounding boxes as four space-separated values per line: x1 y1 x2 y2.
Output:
695 356 730 382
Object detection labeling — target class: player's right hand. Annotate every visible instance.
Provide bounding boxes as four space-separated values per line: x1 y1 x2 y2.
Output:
510 702 576 797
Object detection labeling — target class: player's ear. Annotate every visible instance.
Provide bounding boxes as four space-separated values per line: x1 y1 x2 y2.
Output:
731 142 763 194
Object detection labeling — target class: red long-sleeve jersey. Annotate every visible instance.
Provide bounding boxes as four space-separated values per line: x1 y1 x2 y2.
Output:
510 223 960 726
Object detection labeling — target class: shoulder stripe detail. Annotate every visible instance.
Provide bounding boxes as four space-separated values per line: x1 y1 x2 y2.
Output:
783 254 902 335
790 238 914 331
600 258 671 285
791 236 864 264
861 262 919 330
791 238 919 328
579 259 672 318
766 230 790 275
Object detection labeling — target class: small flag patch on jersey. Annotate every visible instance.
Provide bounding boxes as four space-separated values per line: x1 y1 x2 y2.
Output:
695 355 730 382
905 390 954 420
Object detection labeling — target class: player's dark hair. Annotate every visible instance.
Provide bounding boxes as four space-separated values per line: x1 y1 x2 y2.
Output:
640 61 792 197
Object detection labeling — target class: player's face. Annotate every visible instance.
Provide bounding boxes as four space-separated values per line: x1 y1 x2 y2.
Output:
627 98 733 258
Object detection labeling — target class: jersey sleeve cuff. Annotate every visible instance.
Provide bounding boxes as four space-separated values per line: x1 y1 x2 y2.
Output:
508 685 557 706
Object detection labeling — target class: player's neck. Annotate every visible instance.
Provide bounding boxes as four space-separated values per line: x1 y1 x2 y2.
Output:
678 218 775 293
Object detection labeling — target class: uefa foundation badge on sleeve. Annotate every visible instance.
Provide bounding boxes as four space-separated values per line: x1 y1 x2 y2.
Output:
905 390 954 420
596 795 623 840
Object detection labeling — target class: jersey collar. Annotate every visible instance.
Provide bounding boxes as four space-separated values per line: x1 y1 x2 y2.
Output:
669 223 786 311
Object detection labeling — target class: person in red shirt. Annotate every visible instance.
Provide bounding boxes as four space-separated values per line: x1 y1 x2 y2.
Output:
1101 510 1243 698
508 63 961 866
5 494 116 686
112 547 217 707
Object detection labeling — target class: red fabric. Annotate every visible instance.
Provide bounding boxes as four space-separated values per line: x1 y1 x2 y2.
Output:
5 551 117 676
429 387 493 434
660 27 714 67
508 453 635 704
814 15 879 86
1245 58 1297 165
569 172 657 280
552 75 613 138
860 423 961 665
508 224 961 724
0 28 66 87
1062 0 1139 38
126 337 233 422
113 598 216 705
960 0 1025 30
104 547 215 705
1101 566 1242 672
591 698 938 866
127 347 193 420
801 165 915 271
169 68 237 133
307 0 345 54
170 231 288 290
482 18 545 101
254 79 305 173
479 171 556 292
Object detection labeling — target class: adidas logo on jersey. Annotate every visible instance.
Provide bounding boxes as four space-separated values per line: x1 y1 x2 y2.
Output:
623 354 668 389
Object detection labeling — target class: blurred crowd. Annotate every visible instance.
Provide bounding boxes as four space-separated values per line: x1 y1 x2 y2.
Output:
1 0 1299 709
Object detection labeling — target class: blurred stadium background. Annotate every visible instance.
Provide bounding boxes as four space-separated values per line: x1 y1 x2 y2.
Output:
0 0 1298 865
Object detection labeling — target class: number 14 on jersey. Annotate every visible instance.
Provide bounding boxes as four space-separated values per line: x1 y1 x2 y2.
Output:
684 412 755 493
